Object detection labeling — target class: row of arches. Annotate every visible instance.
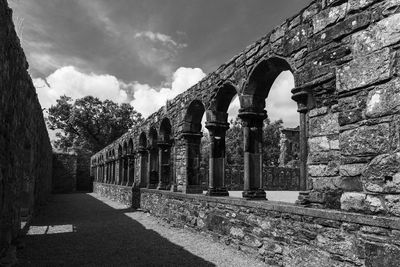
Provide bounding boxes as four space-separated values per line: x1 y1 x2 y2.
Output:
91 56 311 200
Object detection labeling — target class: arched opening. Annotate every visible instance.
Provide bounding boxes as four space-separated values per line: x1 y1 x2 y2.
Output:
148 127 159 188
122 142 128 185
205 83 239 196
182 100 205 194
111 150 115 184
118 145 122 185
158 118 173 190
128 138 134 186
240 57 305 202
138 132 148 187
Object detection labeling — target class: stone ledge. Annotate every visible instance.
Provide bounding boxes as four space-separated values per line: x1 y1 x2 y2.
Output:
141 188 400 230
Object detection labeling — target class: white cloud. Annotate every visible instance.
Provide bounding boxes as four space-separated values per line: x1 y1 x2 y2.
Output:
130 67 206 117
33 66 129 109
266 71 298 127
135 31 187 48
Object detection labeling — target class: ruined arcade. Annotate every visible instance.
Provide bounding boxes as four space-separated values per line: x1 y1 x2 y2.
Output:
91 0 400 265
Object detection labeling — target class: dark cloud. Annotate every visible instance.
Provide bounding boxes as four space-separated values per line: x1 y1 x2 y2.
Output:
10 0 311 86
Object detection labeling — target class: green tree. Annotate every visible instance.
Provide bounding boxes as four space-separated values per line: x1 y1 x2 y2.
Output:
47 95 143 153
263 118 283 167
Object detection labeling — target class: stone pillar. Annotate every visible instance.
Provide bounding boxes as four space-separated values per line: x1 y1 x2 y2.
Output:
205 111 229 197
115 158 121 185
238 110 267 200
182 132 203 194
147 146 158 189
157 142 171 190
127 155 135 186
292 86 312 205
138 149 148 188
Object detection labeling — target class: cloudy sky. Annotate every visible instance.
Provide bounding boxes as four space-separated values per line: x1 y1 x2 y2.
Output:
10 0 311 128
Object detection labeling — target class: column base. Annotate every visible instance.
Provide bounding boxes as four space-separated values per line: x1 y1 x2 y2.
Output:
156 182 168 190
147 183 158 189
242 190 267 200
295 190 311 206
184 185 203 194
206 188 229 197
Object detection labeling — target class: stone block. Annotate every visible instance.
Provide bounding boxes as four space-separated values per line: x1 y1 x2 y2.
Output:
363 152 400 193
347 0 379 13
340 123 391 156
309 112 339 137
351 13 400 56
341 192 367 212
308 161 339 177
336 48 392 92
312 3 347 34
309 107 328 118
365 242 400 267
384 195 400 217
309 136 339 152
366 78 400 119
339 163 366 177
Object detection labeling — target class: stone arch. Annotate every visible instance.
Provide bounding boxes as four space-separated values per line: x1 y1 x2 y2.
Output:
243 57 292 102
183 100 205 133
148 127 159 188
138 132 148 187
158 118 173 190
118 144 123 184
181 100 205 194
239 57 307 199
205 83 239 196
127 138 134 185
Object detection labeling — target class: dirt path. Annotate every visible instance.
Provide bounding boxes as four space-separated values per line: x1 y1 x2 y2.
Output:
17 193 266 267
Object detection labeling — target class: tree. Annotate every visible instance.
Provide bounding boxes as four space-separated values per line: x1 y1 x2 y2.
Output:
225 117 243 165
47 95 143 153
263 118 283 167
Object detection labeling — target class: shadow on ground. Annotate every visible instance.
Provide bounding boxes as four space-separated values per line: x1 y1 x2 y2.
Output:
17 193 215 266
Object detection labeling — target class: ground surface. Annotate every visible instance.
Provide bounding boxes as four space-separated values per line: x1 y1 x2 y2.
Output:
17 193 266 267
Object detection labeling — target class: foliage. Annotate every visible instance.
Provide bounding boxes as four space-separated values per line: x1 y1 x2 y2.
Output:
200 116 283 167
47 95 143 153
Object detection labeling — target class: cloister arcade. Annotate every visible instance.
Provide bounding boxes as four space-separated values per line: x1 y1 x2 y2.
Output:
91 56 308 201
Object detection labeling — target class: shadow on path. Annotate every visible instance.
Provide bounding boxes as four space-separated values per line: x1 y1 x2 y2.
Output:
17 193 215 266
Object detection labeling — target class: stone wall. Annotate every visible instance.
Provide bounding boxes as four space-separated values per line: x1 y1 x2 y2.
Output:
93 182 134 207
0 0 52 255
141 189 400 266
92 0 400 214
52 152 77 193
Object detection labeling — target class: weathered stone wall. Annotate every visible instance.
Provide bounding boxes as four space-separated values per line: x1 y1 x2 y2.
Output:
0 0 52 255
93 182 134 207
92 0 400 214
52 152 77 193
141 189 400 266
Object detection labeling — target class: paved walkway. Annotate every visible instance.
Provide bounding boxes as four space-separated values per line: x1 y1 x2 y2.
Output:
17 193 266 267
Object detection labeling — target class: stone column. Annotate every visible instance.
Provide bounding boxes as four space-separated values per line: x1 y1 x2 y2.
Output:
292 86 311 204
205 111 229 197
157 142 171 190
238 110 267 200
138 149 148 188
182 132 203 194
126 155 135 186
115 158 121 185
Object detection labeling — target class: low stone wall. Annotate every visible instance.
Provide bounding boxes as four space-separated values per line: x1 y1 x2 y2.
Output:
140 189 400 266
93 182 135 207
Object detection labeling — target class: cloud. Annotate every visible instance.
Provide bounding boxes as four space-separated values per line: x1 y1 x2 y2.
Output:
130 67 206 117
33 66 129 109
265 71 298 127
135 31 187 48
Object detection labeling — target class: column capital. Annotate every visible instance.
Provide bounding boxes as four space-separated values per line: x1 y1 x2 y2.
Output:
238 109 266 128
291 86 313 113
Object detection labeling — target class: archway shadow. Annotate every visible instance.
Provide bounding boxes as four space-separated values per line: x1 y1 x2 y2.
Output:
17 193 215 266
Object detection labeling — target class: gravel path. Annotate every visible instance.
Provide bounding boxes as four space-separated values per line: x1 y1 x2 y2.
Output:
17 193 266 267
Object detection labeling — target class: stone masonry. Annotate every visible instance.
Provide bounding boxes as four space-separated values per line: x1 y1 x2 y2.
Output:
90 0 400 265
93 0 400 214
0 0 53 257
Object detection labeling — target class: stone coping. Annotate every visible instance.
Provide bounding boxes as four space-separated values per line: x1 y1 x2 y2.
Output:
141 189 400 230
94 182 133 189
